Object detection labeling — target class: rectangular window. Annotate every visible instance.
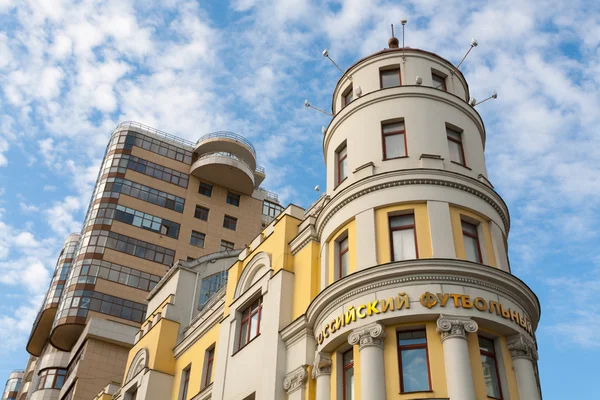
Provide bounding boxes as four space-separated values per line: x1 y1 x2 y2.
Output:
190 231 206 248
382 121 407 159
263 201 284 218
239 297 262 349
220 240 235 251
343 349 354 400
432 72 447 91
339 237 349 279
462 221 482 263
389 214 417 261
130 389 137 400
226 192 240 206
337 144 348 185
479 337 503 399
179 366 191 400
447 127 466 166
343 85 353 107
223 215 237 231
398 330 431 393
199 270 228 310
203 347 215 389
380 68 401 88
194 205 209 221
199 182 213 197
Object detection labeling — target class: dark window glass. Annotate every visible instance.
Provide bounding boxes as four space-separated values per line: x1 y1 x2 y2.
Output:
203 347 215 389
223 215 237 231
194 205 209 221
447 127 466 166
462 220 482 263
226 192 240 206
198 270 228 310
190 231 206 248
220 240 235 251
432 72 446 91
343 349 354 400
262 201 284 218
199 182 213 197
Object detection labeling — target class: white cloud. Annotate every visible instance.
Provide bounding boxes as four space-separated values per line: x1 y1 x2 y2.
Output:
45 196 82 236
19 202 40 214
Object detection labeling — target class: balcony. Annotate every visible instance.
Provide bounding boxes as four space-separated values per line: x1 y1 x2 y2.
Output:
190 152 265 195
195 132 256 169
26 307 57 356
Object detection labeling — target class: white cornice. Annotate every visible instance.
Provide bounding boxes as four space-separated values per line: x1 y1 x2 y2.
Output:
305 259 540 334
315 169 510 238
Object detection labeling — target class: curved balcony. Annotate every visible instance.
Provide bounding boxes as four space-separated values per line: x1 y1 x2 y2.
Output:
195 132 257 170
26 307 57 356
190 152 264 194
49 321 86 352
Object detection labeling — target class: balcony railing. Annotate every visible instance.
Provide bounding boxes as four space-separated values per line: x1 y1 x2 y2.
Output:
196 152 264 174
257 188 279 202
196 131 256 157
115 121 196 149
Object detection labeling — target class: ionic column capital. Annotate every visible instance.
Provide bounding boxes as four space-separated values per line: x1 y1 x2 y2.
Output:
348 322 386 350
312 352 332 378
436 315 478 342
508 334 538 361
283 365 309 395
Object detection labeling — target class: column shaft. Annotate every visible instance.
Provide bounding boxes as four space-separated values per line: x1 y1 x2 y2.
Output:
348 322 387 400
508 335 541 400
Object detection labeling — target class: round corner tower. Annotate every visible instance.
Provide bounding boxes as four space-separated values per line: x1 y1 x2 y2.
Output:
307 40 541 400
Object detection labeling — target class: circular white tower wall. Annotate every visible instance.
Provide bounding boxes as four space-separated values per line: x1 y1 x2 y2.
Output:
325 88 488 194
332 49 470 114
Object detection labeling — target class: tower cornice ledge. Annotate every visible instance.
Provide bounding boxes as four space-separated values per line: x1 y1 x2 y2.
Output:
315 169 510 239
305 258 540 341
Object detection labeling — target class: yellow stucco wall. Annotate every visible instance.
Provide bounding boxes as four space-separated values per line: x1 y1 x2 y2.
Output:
224 214 301 316
170 324 221 400
124 318 179 380
449 206 496 267
292 241 320 320
327 219 357 284
499 335 521 400
375 203 432 263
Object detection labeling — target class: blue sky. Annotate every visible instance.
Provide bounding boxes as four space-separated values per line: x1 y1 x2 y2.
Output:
0 0 598 397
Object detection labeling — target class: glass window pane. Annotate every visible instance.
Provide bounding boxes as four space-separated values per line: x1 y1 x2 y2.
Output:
464 235 480 263
392 228 416 261
384 133 406 159
344 367 354 400
381 68 401 88
383 122 404 133
340 158 348 181
401 348 430 392
341 251 349 277
390 214 414 228
398 330 427 346
240 322 248 346
250 312 259 340
479 336 496 353
462 221 478 235
481 354 502 398
448 140 464 164
432 73 445 90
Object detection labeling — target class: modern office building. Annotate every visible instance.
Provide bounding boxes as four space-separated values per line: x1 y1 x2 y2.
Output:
13 122 282 400
106 38 542 400
2 370 23 400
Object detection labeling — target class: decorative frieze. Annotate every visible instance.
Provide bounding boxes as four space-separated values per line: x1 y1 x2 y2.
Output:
436 315 478 342
348 322 386 350
283 365 309 395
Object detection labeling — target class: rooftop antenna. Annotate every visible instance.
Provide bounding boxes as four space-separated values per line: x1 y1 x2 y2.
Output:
401 20 407 61
451 38 478 76
304 100 333 117
322 49 351 80
469 90 498 107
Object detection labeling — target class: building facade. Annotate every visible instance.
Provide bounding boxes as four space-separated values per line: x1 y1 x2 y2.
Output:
108 40 542 400
2 371 23 400
14 123 282 400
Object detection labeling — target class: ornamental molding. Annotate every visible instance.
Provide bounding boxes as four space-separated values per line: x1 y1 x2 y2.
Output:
436 315 478 342
312 353 332 378
348 322 386 350
289 225 318 256
508 334 539 361
308 260 539 335
315 171 510 239
283 365 309 395
126 348 148 383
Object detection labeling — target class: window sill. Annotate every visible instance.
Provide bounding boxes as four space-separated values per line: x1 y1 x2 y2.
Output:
383 155 409 161
232 333 261 356
450 160 472 170
334 178 347 190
